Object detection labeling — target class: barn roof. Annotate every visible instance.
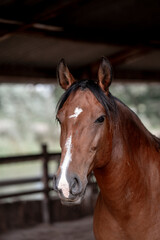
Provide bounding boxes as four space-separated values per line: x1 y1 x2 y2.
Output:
0 0 160 84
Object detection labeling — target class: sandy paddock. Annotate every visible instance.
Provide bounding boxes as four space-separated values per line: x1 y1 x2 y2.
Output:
0 216 94 240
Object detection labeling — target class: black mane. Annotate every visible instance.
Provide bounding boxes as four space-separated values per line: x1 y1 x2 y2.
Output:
56 79 160 151
57 80 117 119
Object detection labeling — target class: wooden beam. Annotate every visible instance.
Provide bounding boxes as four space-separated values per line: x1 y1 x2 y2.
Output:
0 64 56 79
0 0 84 42
0 18 63 32
0 45 159 83
109 48 151 66
0 64 57 84
0 17 160 48
0 70 159 84
73 47 152 79
114 69 160 83
0 76 57 84
0 19 63 42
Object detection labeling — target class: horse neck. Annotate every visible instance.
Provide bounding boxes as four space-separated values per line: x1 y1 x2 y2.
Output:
94 99 160 213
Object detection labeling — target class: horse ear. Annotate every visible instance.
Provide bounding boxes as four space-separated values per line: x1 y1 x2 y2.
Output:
57 59 76 90
98 57 112 94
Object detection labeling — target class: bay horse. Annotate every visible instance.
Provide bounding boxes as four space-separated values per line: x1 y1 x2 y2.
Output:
53 57 160 240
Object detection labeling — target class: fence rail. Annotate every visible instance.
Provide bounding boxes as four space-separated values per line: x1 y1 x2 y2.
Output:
0 174 55 187
0 152 60 164
0 144 61 223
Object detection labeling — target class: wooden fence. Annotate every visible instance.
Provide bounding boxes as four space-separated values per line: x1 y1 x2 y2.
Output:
0 144 98 224
0 144 60 223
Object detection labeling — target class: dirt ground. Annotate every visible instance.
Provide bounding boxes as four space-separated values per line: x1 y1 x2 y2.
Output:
0 216 95 240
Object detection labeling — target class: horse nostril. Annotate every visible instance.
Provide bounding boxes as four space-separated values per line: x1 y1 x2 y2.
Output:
53 174 58 192
70 176 82 196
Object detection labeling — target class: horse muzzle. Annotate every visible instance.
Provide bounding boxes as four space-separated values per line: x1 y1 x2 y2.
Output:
53 174 87 206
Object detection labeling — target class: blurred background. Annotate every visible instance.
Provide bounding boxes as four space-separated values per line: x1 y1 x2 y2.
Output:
0 0 160 239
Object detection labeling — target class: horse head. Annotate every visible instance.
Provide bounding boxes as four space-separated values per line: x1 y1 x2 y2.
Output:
53 57 116 205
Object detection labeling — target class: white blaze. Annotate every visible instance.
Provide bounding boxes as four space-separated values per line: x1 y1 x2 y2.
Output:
69 107 83 119
58 135 72 198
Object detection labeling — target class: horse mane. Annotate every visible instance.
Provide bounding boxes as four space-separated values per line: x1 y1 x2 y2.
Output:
152 135 160 151
114 96 160 152
57 79 117 120
57 79 160 151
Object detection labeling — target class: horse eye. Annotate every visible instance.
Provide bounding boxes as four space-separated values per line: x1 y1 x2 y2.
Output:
95 115 105 123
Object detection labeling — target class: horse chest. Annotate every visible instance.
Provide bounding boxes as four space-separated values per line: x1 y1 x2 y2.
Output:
93 194 128 240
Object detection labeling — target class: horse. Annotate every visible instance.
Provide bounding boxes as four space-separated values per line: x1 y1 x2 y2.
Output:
53 57 160 240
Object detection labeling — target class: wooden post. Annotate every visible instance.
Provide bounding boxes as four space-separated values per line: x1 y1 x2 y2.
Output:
42 144 51 224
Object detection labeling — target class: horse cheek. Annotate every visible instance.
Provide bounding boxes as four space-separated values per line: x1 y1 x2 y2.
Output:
94 131 112 168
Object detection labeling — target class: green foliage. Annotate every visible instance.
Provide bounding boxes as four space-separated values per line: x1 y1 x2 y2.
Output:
0 84 62 156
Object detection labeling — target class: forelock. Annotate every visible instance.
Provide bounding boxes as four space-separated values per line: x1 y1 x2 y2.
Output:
56 80 117 119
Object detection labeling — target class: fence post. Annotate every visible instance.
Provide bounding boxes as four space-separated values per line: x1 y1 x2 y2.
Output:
42 144 51 224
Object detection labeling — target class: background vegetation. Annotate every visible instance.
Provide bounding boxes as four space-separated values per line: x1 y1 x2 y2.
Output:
0 83 160 157
0 84 63 156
